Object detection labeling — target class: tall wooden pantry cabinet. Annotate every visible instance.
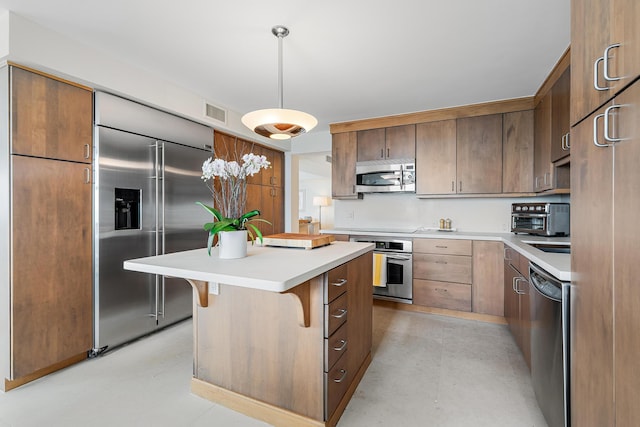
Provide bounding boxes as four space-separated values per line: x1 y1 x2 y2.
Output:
570 0 640 424
0 65 93 391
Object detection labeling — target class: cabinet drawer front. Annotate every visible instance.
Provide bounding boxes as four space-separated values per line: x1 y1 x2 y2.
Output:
413 279 472 311
324 322 348 372
413 253 472 284
325 292 348 338
413 238 472 255
325 351 350 420
325 263 349 303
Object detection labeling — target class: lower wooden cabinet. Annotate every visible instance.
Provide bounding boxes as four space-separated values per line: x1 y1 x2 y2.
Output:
503 245 531 369
10 155 92 382
413 238 503 316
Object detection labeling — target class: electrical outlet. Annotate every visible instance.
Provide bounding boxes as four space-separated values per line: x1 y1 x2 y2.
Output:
209 281 219 295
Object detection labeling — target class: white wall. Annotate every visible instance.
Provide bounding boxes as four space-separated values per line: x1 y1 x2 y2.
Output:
334 194 569 233
0 11 8 59
299 179 334 230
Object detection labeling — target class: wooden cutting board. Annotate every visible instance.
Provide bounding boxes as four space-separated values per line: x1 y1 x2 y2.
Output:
261 233 335 249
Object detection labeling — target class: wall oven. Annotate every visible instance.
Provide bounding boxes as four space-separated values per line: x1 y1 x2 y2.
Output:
350 236 412 303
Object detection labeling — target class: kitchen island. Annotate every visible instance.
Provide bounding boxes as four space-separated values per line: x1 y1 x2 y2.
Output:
124 241 374 427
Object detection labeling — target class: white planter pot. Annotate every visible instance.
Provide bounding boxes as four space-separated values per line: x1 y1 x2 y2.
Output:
218 230 248 259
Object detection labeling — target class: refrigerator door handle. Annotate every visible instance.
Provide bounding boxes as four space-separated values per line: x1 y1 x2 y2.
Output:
160 142 166 319
154 141 160 323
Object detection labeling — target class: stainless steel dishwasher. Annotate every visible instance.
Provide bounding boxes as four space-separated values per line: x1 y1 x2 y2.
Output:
529 262 570 427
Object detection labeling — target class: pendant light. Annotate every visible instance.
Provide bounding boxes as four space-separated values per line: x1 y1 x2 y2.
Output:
241 25 317 140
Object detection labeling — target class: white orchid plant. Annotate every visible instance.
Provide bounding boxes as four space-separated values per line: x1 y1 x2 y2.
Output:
197 153 271 255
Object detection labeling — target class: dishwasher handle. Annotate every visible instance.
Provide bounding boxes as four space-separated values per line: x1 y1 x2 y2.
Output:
529 263 563 302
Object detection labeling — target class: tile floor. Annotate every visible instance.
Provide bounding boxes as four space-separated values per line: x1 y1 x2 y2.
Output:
0 306 548 427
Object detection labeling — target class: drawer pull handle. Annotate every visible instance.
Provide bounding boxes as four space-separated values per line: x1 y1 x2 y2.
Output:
435 245 448 248
331 309 347 319
331 278 347 287
333 339 347 351
435 261 448 264
84 143 91 159
436 288 448 293
333 369 347 383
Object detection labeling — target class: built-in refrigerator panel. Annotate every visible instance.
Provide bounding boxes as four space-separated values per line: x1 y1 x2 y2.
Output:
158 141 211 328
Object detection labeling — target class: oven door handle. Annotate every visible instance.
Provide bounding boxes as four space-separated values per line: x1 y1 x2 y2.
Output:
385 255 412 262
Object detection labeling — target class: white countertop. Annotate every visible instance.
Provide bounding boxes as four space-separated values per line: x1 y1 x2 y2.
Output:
323 228 571 281
123 241 374 293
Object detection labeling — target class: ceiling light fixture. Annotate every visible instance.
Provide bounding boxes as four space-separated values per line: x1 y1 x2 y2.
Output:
241 25 317 140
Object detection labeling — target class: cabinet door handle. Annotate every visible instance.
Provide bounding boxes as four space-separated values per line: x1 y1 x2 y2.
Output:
333 339 347 351
83 143 91 159
504 247 512 261
603 43 621 82
84 167 91 184
459 181 463 192
331 278 347 287
380 149 384 158
331 308 347 319
561 134 567 151
593 56 608 91
333 369 347 383
387 147 390 158
593 113 611 147
451 181 455 192
565 133 570 149
604 105 622 143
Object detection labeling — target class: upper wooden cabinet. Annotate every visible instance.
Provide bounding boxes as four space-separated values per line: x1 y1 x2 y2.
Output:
10 67 92 163
456 114 503 194
571 0 640 125
357 125 415 162
331 132 359 199
416 120 457 195
550 68 571 162
502 110 534 193
534 93 553 192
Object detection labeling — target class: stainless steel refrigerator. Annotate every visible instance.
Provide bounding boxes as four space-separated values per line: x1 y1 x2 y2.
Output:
92 92 213 354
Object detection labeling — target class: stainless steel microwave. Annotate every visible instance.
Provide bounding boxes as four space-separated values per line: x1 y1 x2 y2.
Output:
355 160 415 193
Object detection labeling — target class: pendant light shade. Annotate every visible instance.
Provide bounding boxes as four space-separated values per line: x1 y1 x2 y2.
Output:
241 26 317 140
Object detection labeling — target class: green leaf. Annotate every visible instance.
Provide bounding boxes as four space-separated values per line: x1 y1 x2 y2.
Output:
196 202 223 222
206 231 215 256
240 210 260 221
246 223 264 244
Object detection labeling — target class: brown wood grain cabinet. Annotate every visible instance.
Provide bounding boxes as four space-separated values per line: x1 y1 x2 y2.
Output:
193 251 372 426
550 68 571 162
456 114 503 194
416 120 457 195
502 110 534 193
3 65 93 391
357 125 415 162
571 0 640 126
533 92 553 191
472 241 504 317
503 245 531 369
331 132 359 199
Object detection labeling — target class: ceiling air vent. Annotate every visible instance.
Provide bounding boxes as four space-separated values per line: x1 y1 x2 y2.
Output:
204 101 227 124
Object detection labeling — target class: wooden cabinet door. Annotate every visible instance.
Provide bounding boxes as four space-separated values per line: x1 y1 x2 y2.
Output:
356 128 385 161
502 110 534 193
570 0 611 125
534 93 552 191
331 132 358 199
610 0 640 96
518 278 531 370
10 67 92 163
416 120 457 195
613 81 640 426
551 68 571 162
472 241 504 316
261 147 283 187
245 183 263 235
504 256 520 345
11 156 92 379
346 253 372 390
384 124 415 160
570 102 615 427
456 114 503 194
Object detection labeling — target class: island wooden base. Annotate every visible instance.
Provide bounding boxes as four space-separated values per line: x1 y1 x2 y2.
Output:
191 352 372 427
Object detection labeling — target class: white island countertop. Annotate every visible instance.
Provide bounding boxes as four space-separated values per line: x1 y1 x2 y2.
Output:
124 241 374 293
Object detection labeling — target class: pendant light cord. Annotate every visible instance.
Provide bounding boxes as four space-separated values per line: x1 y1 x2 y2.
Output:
277 32 284 109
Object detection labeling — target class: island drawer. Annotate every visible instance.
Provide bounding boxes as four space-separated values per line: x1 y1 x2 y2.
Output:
325 292 348 338
325 263 348 303
324 351 350 420
324 322 348 372
414 238 472 256
413 253 472 284
413 279 472 312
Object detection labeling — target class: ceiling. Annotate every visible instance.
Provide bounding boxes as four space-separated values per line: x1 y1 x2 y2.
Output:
0 0 570 135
